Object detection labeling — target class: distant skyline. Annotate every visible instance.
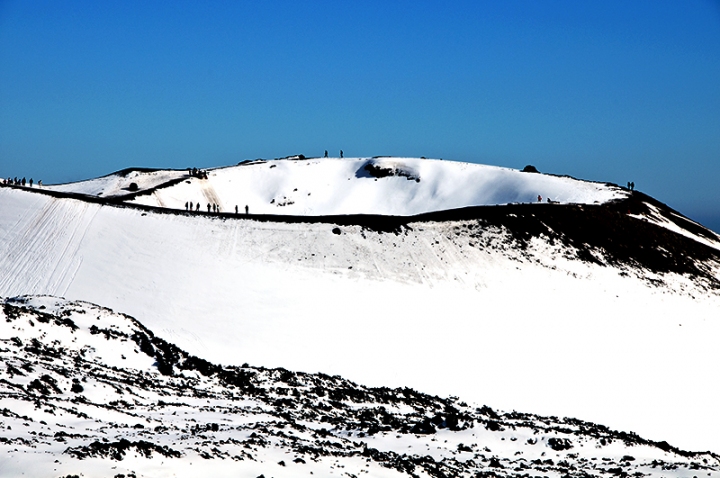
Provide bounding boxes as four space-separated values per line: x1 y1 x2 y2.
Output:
1 1 719 231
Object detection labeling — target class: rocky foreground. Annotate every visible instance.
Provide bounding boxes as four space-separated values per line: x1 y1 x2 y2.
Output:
1 296 718 477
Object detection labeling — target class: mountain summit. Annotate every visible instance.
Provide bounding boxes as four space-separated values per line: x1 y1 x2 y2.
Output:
44 156 626 215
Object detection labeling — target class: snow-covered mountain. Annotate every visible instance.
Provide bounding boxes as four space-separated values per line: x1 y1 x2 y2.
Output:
2 156 720 469
2 296 717 477
42 157 627 215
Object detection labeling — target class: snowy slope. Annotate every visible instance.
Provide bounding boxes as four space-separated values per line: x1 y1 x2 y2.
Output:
45 168 187 198
2 296 717 477
44 157 628 215
2 159 720 455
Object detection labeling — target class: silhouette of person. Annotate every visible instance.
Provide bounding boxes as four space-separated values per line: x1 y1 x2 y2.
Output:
324 150 328 158
340 150 343 158
245 205 249 214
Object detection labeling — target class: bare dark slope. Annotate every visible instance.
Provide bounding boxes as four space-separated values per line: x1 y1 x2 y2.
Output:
404 192 720 285
3 182 719 286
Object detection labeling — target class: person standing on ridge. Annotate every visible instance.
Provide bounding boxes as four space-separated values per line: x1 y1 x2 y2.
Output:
340 150 343 158
324 150 328 158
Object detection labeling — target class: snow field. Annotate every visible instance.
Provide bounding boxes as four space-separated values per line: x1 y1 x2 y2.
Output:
2 297 717 477
1 186 719 453
46 157 629 215
45 169 187 197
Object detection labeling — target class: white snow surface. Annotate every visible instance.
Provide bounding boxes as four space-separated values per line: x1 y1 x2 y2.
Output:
3 296 716 477
1 160 719 455
45 168 187 198
45 157 627 215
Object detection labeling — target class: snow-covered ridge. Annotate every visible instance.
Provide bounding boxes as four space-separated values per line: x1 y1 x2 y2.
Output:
43 157 628 215
2 296 717 477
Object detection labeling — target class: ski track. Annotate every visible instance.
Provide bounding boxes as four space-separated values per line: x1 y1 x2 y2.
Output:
200 180 223 211
151 190 167 208
0 198 97 295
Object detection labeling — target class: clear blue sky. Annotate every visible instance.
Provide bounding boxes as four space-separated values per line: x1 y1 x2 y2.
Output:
1 1 719 230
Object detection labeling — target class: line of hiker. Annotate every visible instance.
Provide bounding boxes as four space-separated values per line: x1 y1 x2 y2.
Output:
188 168 209 180
323 150 344 158
536 195 558 204
184 201 250 215
627 181 635 191
2 177 41 187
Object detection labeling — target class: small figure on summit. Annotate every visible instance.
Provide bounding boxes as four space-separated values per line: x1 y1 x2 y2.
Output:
340 150 343 158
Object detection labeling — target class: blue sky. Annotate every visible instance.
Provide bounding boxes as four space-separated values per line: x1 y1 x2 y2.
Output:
1 1 719 230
